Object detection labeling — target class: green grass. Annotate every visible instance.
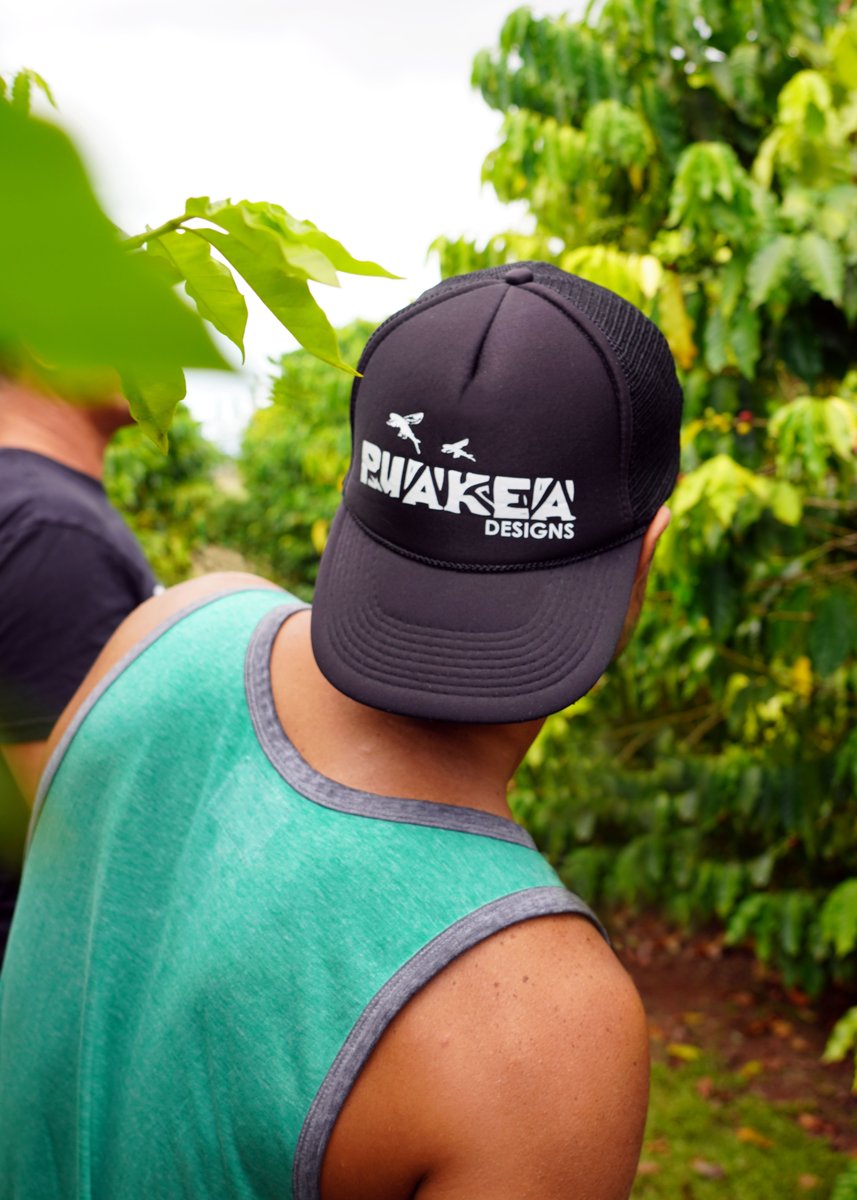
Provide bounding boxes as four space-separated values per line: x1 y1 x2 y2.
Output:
634 1055 851 1199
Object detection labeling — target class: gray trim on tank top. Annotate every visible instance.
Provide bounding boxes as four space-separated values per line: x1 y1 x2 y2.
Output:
245 604 539 849
291 885 608 1200
27 587 281 854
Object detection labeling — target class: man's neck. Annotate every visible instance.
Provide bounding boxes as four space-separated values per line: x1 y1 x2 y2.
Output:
0 381 116 481
270 611 542 822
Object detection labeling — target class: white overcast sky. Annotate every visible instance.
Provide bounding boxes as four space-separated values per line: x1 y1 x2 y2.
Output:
2 0 574 449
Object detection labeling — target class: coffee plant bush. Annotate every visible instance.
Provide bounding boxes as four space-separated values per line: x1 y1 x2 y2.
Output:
431 0 857 1071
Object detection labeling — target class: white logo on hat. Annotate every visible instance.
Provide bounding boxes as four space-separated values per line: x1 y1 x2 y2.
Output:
441 438 476 462
360 439 576 542
387 412 424 454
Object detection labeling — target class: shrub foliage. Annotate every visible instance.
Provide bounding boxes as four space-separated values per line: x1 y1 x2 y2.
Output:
430 0 857 1058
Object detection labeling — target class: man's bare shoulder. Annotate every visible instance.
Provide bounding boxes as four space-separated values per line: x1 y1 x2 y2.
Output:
44 572 280 765
323 912 649 1200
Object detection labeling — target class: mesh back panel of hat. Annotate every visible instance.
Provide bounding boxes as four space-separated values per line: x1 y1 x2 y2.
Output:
351 262 683 526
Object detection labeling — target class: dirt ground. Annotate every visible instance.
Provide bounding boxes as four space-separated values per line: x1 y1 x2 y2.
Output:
614 914 857 1156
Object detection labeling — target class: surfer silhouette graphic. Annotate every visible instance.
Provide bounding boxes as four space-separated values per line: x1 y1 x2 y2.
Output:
387 412 423 454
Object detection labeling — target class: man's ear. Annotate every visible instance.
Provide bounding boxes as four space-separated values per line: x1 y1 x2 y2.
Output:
614 505 671 659
635 504 671 586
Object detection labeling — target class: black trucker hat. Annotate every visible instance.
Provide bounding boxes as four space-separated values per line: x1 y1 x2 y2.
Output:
311 262 683 723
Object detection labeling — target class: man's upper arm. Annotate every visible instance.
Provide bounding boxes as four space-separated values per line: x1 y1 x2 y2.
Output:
323 914 650 1200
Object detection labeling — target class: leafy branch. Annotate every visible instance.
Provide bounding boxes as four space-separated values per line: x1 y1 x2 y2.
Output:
0 69 399 448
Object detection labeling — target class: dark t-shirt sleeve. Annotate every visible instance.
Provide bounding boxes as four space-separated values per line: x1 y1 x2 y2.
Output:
0 522 155 743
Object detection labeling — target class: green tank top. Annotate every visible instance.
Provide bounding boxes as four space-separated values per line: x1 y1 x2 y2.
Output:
0 589 604 1200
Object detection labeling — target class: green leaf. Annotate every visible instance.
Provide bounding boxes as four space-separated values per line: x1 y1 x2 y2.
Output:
703 306 728 373
747 236 794 307
823 397 857 460
822 1004 857 1064
713 862 745 919
121 364 187 451
719 256 745 319
193 225 358 374
805 100 826 140
808 590 857 677
781 891 808 958
0 103 225 379
278 218 401 280
186 197 398 284
831 21 857 88
797 232 844 304
187 197 341 286
770 396 857 481
729 302 760 379
778 70 834 127
820 880 857 958
9 69 56 115
11 72 31 114
147 230 248 359
831 1161 857 1200
770 481 802 526
657 270 696 369
582 99 653 169
748 852 775 889
699 561 739 639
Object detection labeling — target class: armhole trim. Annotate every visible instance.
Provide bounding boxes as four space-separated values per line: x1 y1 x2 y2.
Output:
27 587 280 854
291 885 608 1200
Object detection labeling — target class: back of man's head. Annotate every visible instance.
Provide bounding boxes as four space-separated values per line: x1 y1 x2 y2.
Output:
311 262 683 724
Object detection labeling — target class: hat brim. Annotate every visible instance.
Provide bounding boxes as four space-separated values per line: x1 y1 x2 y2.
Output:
311 506 644 724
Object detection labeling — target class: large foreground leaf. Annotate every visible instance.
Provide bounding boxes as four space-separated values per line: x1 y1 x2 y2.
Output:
0 102 225 378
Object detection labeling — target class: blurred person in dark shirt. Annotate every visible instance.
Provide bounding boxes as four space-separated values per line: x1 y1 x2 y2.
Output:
0 377 157 959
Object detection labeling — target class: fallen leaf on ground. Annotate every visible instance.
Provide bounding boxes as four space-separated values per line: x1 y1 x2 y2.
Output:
696 1076 713 1099
771 1018 795 1039
646 1137 671 1155
798 1175 820 1191
738 1059 764 1080
797 1113 824 1134
744 1018 769 1037
692 1158 726 1179
636 1161 660 1176
683 1011 705 1027
668 1042 701 1062
791 1036 811 1053
737 1126 774 1149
